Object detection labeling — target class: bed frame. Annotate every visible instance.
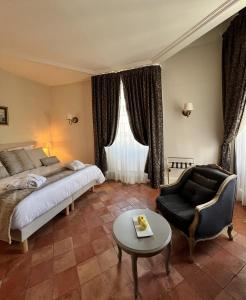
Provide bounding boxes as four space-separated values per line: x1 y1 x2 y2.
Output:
11 181 96 253
0 141 97 253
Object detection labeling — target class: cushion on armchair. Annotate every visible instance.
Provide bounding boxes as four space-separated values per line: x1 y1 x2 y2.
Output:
193 166 228 187
156 194 195 235
192 172 217 190
181 180 216 206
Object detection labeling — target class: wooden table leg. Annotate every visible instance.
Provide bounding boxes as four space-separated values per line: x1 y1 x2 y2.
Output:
131 255 138 299
165 241 171 275
117 245 122 262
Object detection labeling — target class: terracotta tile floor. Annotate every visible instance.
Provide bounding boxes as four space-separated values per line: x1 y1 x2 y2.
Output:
0 181 246 299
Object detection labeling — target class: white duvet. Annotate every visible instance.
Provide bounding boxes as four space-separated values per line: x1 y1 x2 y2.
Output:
0 164 105 230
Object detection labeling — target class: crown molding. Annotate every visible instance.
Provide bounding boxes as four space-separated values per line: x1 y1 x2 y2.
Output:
152 0 246 62
93 59 153 76
0 50 96 75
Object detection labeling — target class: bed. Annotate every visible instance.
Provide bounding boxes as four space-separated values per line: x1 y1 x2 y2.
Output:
0 141 105 252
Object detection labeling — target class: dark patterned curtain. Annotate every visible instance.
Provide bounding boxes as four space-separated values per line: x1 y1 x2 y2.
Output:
121 65 164 188
220 8 246 171
92 73 121 173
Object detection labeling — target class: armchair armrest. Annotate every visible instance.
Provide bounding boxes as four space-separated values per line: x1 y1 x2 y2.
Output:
160 167 194 196
189 174 237 240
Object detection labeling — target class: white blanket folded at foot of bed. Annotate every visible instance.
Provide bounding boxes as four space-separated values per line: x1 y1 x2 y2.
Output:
66 160 85 171
6 174 47 190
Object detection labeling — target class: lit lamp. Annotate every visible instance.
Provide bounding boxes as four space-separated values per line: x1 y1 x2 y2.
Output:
66 113 79 125
182 102 194 118
43 142 51 156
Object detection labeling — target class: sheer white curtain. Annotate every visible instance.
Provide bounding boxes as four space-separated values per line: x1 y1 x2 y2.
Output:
236 112 246 206
105 82 148 184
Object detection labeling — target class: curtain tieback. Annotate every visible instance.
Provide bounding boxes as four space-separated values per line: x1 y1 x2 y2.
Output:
222 136 236 146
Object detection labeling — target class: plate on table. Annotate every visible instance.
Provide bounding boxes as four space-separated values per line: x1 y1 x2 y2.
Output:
132 215 154 238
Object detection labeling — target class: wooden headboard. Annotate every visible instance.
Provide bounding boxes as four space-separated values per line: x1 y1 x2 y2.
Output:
0 141 36 151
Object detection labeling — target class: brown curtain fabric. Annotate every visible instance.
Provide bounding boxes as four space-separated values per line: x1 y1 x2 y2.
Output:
121 65 164 188
220 8 246 171
92 73 121 173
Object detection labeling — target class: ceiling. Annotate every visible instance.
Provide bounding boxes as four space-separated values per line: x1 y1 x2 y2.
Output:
0 0 244 86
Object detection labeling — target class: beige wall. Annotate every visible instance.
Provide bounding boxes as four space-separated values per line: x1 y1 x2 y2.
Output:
0 41 223 169
0 69 52 145
163 41 223 167
50 80 94 163
0 68 94 164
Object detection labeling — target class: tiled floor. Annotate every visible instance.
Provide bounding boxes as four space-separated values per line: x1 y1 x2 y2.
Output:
0 181 246 300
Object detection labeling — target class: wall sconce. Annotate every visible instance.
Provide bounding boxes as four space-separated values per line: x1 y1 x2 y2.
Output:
66 113 79 125
182 103 194 118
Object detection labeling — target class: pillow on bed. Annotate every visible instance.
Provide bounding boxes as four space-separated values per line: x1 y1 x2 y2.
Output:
25 148 47 168
40 156 60 166
7 144 34 151
13 149 35 171
0 161 9 179
0 151 24 175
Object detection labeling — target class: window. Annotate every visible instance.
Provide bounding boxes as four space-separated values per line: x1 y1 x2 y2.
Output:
105 82 148 184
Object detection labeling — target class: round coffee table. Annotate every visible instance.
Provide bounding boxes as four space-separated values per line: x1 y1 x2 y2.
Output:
112 208 172 298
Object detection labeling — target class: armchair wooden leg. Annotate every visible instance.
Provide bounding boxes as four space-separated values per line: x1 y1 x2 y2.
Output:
91 186 94 192
188 238 195 263
227 224 233 241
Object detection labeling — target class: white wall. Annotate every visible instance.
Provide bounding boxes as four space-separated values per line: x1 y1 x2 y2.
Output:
163 41 223 168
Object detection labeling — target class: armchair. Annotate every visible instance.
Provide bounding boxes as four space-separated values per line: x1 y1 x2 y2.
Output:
156 165 237 261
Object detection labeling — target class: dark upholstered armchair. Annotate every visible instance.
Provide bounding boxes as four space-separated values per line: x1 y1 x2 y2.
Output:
156 165 237 260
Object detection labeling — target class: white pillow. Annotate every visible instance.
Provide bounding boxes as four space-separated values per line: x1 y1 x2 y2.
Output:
66 160 85 171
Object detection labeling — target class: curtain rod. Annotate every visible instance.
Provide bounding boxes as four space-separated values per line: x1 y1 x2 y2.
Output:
93 63 162 77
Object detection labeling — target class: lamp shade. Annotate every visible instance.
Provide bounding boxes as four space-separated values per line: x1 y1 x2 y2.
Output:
184 102 194 111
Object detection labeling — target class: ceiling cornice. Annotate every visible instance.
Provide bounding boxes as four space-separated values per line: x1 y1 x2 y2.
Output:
0 50 96 75
152 0 246 62
93 59 153 76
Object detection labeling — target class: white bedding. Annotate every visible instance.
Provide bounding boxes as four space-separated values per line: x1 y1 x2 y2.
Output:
0 164 105 230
